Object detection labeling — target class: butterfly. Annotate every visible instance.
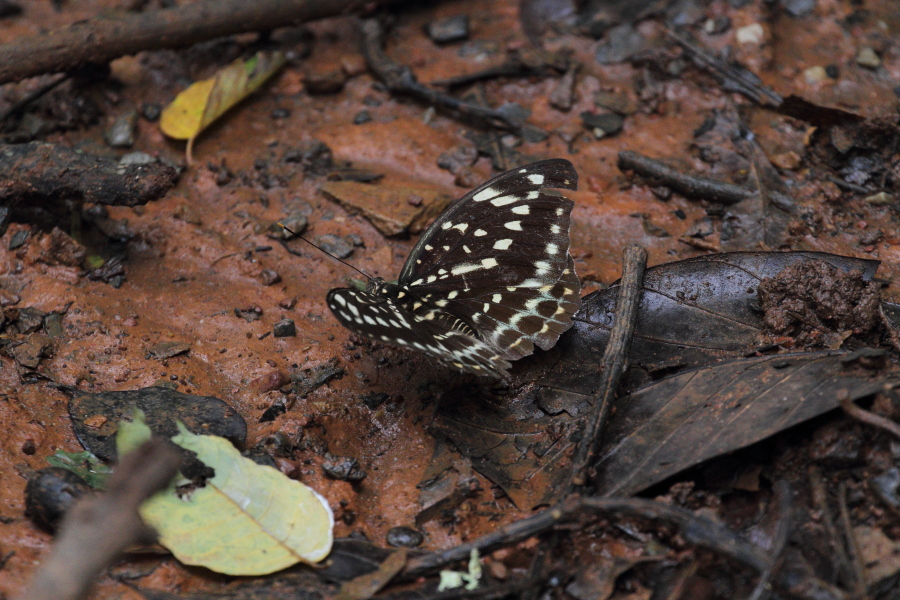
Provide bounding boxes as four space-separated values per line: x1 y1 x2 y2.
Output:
326 159 581 377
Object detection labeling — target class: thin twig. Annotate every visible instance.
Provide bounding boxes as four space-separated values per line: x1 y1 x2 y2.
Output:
618 150 754 205
402 494 770 580
19 440 180 600
747 481 792 600
808 467 856 589
840 389 900 440
360 19 523 130
837 483 867 599
569 245 647 490
678 235 720 252
878 305 900 353
0 74 69 123
667 30 782 107
0 0 399 85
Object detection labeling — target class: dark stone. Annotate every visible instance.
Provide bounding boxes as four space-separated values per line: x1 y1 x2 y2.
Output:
273 319 296 337
322 454 366 481
386 526 424 548
235 306 263 322
282 139 333 175
361 392 389 410
595 24 648 64
271 107 291 119
580 111 624 135
520 125 550 143
353 111 372 125
141 102 161 121
270 213 308 239
105 111 138 148
426 15 470 44
314 234 353 259
825 64 839 78
292 363 344 396
781 0 816 17
13 307 45 334
25 468 92 532
242 448 278 468
8 229 28 250
260 269 282 286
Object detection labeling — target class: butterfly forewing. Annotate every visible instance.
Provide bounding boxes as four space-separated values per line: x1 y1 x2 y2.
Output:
325 159 582 377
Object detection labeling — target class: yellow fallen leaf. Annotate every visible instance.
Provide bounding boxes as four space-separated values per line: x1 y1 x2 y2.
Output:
160 51 285 163
117 412 334 575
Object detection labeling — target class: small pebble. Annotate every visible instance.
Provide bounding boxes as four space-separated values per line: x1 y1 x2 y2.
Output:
119 152 157 167
271 107 291 119
856 47 881 69
426 15 469 44
140 102 161 121
105 111 138 148
321 454 366 481
865 191 894 206
703 16 731 34
259 269 281 286
386 526 424 548
361 392 389 409
735 23 764 44
315 234 354 259
8 229 28 250
824 64 839 78
353 111 372 125
802 66 828 84
781 0 816 17
581 111 624 137
273 319 296 338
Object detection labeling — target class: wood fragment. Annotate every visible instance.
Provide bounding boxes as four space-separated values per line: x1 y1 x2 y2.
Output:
618 150 754 205
360 19 523 130
0 0 399 85
569 244 647 490
19 440 180 600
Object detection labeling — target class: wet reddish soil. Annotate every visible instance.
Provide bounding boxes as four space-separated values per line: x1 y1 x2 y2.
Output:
2 0 900 597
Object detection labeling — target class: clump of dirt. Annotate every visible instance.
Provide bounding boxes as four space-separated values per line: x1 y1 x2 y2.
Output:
757 260 881 348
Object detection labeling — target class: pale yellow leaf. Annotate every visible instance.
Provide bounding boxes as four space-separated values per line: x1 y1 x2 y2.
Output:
159 51 285 161
119 417 333 575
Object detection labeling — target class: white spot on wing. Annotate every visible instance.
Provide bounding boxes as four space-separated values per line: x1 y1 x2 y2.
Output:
474 229 487 237
453 223 469 233
528 174 545 185
546 243 559 254
473 187 499 202
512 205 530 215
490 195 517 207
492 293 502 303
482 258 498 269
493 239 512 250
504 221 523 231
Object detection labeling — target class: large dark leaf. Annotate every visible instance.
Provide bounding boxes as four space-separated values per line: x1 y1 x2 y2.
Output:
593 352 900 496
433 251 884 508
61 385 246 461
529 251 878 396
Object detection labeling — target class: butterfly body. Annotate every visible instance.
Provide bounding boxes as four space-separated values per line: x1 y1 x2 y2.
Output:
326 159 582 377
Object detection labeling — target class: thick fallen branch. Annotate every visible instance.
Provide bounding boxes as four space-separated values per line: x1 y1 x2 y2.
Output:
618 150 754 205
18 439 180 600
0 0 395 85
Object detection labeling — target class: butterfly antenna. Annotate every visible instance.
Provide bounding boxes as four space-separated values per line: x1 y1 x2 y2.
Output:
279 224 373 280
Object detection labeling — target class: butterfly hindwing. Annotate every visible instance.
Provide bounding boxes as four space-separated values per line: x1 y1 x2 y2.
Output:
327 288 512 374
